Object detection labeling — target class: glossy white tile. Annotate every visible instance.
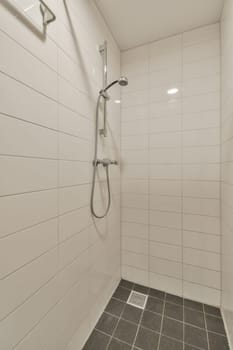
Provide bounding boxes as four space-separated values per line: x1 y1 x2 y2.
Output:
120 24 221 305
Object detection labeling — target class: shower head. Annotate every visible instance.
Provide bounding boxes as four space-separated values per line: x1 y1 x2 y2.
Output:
118 76 128 86
102 76 128 93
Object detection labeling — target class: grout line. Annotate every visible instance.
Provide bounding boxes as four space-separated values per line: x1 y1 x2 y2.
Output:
181 35 185 338
0 186 58 199
183 302 185 350
122 220 220 236
0 215 59 240
0 257 56 323
122 177 221 183
123 231 220 246
0 153 58 161
122 254 221 273
0 244 57 282
0 109 93 136
122 205 220 218
13 274 89 350
122 127 220 138
0 111 58 132
95 328 133 348
122 179 221 184
1 249 90 324
101 308 227 342
219 35 223 318
0 203 90 241
0 152 91 163
112 287 223 319
122 192 220 201
0 25 58 71
121 72 220 97
157 296 166 350
0 69 58 104
120 79 123 285
96 326 207 349
203 307 211 350
147 61 150 291
0 28 95 112
125 268 221 291
122 142 221 150
1 223 92 283
106 283 135 349
131 303 145 349
122 93 220 110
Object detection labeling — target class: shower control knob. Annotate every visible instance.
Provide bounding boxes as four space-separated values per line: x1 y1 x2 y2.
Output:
95 158 118 167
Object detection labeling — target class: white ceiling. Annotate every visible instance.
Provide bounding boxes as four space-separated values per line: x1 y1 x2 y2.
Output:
94 0 225 50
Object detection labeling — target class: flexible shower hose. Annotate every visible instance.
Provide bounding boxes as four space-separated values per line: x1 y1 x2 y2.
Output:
90 94 111 218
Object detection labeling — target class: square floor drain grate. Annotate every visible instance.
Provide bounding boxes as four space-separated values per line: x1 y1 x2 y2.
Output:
127 291 148 309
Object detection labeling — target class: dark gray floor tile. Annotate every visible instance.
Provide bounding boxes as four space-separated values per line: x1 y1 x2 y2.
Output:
135 326 159 350
162 317 183 341
204 304 221 317
96 313 118 335
165 302 183 321
83 330 110 350
205 314 226 335
114 319 137 345
146 296 164 314
184 324 208 349
133 283 149 294
105 298 125 317
184 308 205 329
84 281 231 350
159 335 183 350
208 332 230 350
122 304 142 324
113 287 131 302
149 288 165 300
140 310 162 332
119 279 134 290
108 338 132 350
184 299 203 312
166 293 183 306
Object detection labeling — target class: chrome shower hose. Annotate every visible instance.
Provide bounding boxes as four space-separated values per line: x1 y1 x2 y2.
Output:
90 95 111 218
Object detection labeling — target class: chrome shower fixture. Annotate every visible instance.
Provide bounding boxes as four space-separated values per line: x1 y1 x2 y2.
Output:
90 40 128 218
99 76 128 100
119 76 129 86
95 158 118 167
101 76 129 94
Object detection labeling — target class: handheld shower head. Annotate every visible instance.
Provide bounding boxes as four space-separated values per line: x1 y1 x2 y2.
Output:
118 76 128 86
101 76 128 94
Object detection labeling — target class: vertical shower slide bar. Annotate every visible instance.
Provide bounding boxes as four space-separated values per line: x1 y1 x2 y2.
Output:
99 40 108 137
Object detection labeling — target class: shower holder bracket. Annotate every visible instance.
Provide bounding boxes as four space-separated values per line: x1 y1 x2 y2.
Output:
99 43 106 54
99 128 107 137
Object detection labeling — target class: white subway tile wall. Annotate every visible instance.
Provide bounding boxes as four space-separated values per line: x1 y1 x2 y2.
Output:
221 0 233 348
0 0 121 349
121 23 221 305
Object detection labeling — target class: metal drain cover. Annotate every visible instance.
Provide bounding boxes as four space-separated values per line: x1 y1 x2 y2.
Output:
127 291 148 309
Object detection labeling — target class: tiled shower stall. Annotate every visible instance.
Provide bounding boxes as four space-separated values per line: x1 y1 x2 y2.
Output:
0 0 233 349
121 24 221 304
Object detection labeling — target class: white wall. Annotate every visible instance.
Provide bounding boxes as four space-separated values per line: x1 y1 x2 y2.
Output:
221 0 233 347
121 23 221 305
0 0 121 349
